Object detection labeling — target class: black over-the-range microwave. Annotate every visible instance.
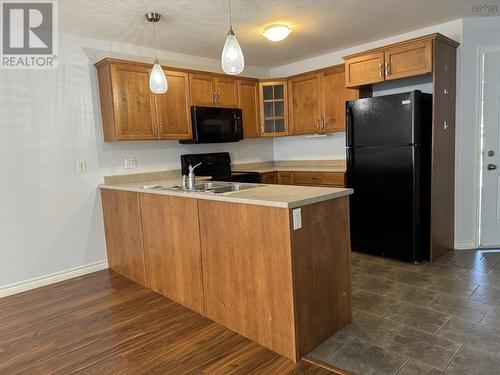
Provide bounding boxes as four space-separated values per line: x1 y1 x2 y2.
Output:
180 106 243 144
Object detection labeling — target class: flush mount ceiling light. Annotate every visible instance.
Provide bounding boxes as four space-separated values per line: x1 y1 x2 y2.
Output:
221 0 244 75
262 24 292 42
145 12 168 94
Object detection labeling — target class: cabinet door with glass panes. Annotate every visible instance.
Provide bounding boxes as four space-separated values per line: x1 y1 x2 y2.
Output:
259 81 288 136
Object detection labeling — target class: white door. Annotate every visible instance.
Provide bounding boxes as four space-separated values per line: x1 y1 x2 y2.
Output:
480 49 500 247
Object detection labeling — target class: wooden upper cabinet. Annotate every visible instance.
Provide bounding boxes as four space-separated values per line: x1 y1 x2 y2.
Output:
95 59 193 142
260 81 289 136
102 62 158 140
345 52 384 88
288 73 322 135
322 67 360 132
287 65 361 135
384 40 432 81
344 35 441 87
189 73 239 108
190 73 217 107
216 76 239 108
155 70 192 140
238 79 260 138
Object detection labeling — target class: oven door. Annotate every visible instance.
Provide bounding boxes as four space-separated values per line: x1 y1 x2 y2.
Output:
187 107 243 143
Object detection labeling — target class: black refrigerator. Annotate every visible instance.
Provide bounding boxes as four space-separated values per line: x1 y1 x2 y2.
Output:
346 90 432 263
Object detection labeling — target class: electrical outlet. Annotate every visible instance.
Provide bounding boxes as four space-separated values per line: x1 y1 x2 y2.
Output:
125 158 137 169
286 148 293 156
292 208 302 230
77 160 87 174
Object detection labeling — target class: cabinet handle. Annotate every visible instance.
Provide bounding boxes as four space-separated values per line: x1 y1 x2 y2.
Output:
158 122 163 139
316 119 320 130
321 119 325 130
217 92 221 104
379 64 383 77
212 92 216 103
385 62 390 76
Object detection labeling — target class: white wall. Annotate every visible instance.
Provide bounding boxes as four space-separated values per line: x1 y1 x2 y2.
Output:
271 19 463 162
0 33 273 290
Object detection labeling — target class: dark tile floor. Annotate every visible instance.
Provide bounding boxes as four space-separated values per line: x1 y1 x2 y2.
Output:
305 249 500 374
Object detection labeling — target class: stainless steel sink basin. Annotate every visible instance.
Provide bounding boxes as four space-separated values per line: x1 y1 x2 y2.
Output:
167 181 259 194
140 181 259 194
140 185 166 189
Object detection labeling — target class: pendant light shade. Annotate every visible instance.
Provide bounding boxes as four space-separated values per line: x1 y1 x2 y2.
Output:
145 12 168 94
221 29 244 75
221 0 244 75
150 59 168 94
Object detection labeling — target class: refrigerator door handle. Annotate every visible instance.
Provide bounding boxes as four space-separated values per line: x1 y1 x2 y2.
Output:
346 147 353 188
346 105 353 147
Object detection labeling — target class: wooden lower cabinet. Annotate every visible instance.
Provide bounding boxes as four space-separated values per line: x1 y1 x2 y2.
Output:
100 188 352 362
140 193 204 314
293 171 345 187
198 201 296 359
100 190 146 286
292 197 352 354
197 198 351 360
278 171 294 185
261 172 279 184
264 171 345 187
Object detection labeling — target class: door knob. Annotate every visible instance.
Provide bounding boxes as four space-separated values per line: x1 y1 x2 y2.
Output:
487 164 497 170
488 150 495 157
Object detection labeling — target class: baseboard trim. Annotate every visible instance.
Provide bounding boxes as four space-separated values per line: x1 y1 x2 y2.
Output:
454 241 475 250
0 260 109 298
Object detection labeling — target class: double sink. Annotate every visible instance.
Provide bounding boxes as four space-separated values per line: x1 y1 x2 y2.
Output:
141 181 259 194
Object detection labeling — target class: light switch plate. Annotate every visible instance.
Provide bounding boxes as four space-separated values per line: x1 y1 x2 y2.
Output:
77 160 87 174
125 158 137 169
292 208 302 230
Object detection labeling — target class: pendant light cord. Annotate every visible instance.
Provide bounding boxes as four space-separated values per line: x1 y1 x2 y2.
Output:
228 0 232 30
152 21 158 60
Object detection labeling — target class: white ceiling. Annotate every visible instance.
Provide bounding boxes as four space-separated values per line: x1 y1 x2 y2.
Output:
60 0 480 68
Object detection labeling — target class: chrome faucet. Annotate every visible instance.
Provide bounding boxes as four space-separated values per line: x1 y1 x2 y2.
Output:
187 162 202 190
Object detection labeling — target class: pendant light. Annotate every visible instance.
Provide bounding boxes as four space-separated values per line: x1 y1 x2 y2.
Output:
221 0 244 75
145 12 168 94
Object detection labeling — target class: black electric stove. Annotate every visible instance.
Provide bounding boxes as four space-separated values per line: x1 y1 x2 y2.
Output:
180 152 261 183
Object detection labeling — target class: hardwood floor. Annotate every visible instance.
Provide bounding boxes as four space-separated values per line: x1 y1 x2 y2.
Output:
0 270 336 374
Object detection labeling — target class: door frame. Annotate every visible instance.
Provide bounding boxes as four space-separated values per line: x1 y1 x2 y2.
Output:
475 45 500 248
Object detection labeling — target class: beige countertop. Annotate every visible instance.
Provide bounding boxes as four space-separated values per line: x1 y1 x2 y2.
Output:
100 177 352 209
232 165 346 173
231 160 346 174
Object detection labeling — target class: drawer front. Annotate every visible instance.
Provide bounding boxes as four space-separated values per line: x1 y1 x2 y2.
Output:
278 171 294 185
293 172 344 187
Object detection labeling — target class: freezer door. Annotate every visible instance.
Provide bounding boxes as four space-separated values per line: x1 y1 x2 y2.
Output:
346 91 419 147
347 145 419 262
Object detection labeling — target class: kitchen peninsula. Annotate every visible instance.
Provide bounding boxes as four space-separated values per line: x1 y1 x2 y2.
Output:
100 176 352 361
